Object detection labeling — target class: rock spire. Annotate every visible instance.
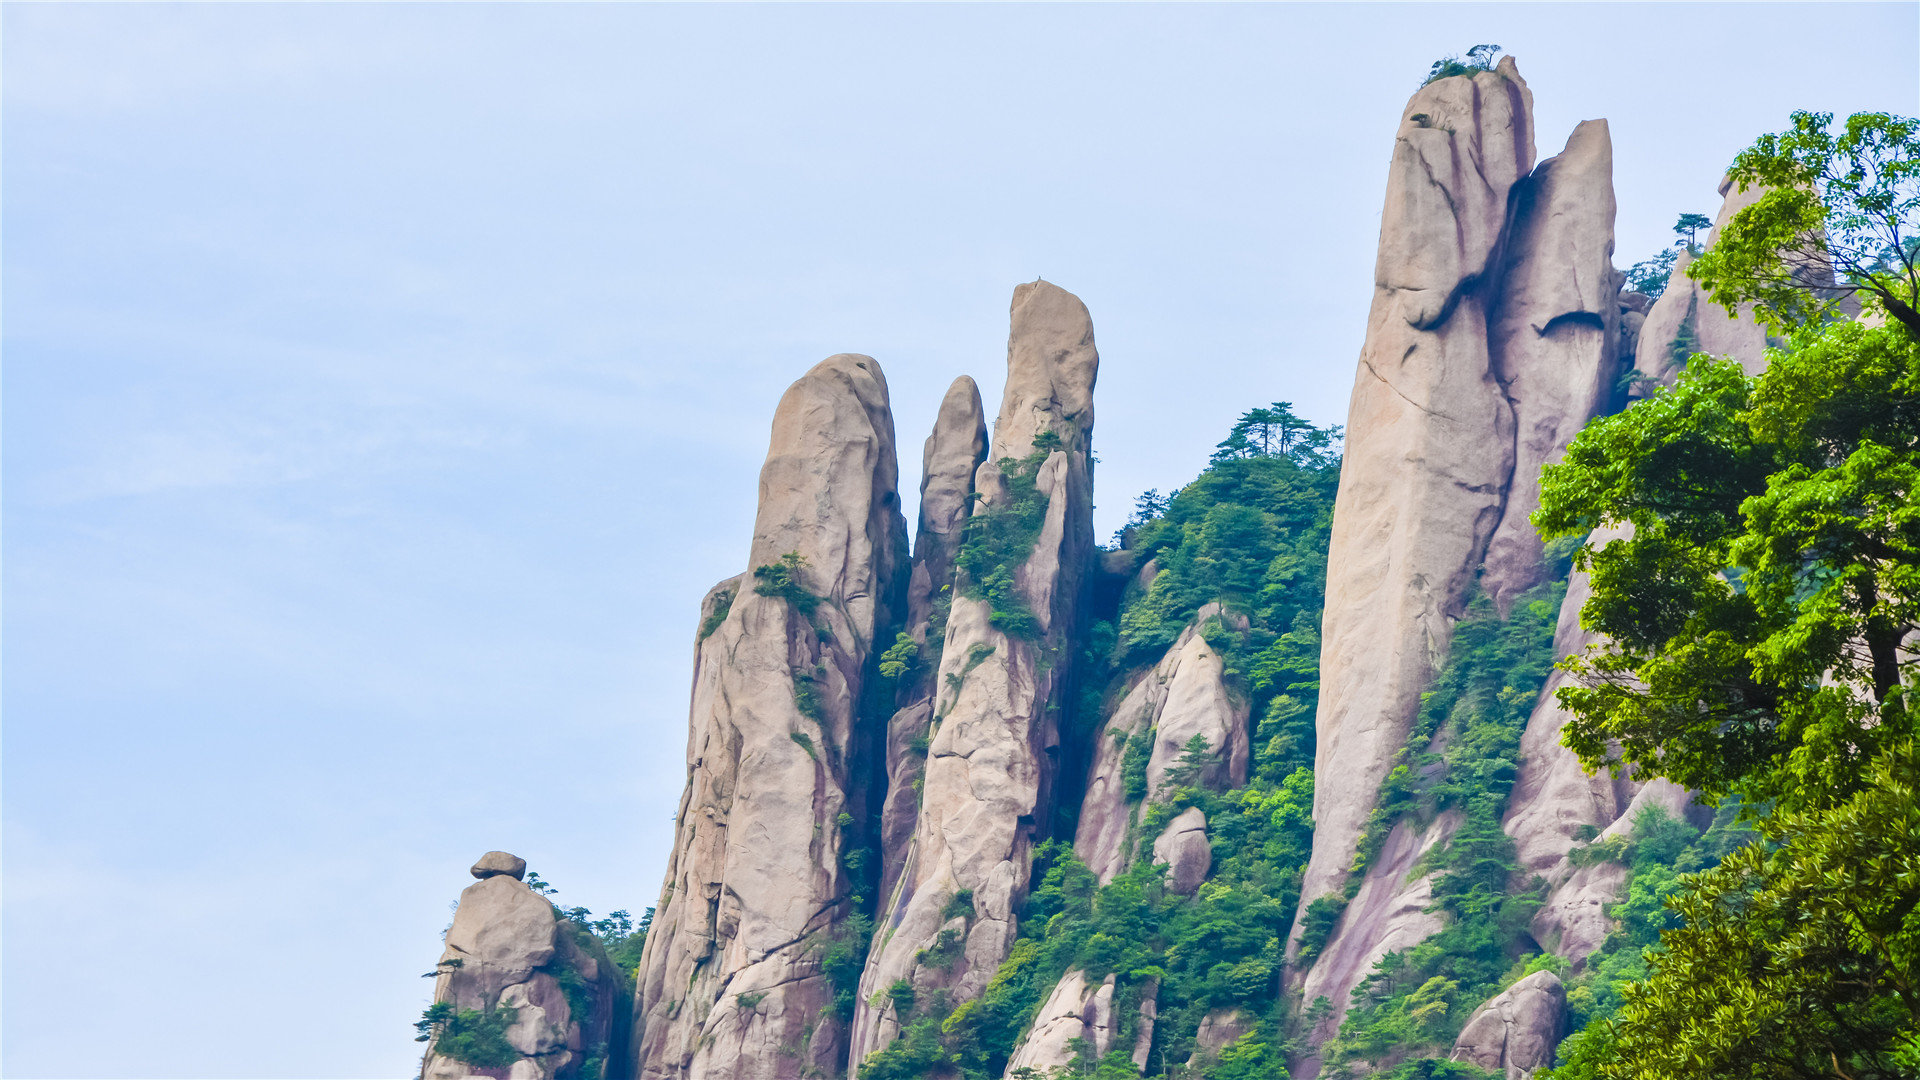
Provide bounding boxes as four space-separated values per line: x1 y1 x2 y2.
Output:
420 853 626 1080
1293 56 1537 955
631 354 908 1080
848 281 1099 1065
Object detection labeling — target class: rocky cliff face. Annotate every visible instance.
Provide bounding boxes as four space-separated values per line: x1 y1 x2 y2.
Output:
1295 59 1537 949
409 53 1796 1080
878 377 988 907
849 281 1099 1064
1075 605 1250 885
631 354 908 1080
421 853 626 1080
1290 67 1627 1064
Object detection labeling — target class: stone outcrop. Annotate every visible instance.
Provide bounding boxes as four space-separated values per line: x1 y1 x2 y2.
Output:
1295 58 1537 948
1000 970 1117 1078
1449 971 1567 1080
878 376 988 906
1482 119 1621 613
422 855 625 1080
1075 605 1250 883
1187 1009 1255 1070
632 354 908 1080
1295 812 1460 1061
1151 806 1212 896
1499 528 1707 965
1630 175 1774 394
849 282 1099 1066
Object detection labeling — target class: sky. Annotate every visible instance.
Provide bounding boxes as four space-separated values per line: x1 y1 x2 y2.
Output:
3 4 1915 1077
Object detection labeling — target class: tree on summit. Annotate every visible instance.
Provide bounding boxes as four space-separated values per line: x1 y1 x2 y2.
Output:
1210 402 1338 464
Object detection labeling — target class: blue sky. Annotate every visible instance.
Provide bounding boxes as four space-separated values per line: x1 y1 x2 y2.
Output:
4 4 1915 1076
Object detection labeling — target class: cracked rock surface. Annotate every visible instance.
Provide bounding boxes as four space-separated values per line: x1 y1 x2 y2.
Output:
849 282 1098 1066
1293 58 1536 968
1450 970 1567 1079
632 354 908 1080
421 858 624 1080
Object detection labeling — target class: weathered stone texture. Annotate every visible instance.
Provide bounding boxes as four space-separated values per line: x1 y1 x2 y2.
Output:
422 858 624 1080
1482 119 1621 612
1297 60 1536 948
1076 605 1250 884
1450 970 1567 1080
1000 970 1117 1078
879 376 988 907
632 355 907 1080
849 282 1098 1066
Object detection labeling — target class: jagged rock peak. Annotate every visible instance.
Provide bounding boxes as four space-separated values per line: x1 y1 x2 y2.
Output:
878 377 989 910
631 353 907 1080
1293 57 1536 956
1482 118 1621 612
751 352 908 636
911 375 988 627
849 281 1099 1066
993 280 1098 458
421 857 623 1080
1376 56 1535 327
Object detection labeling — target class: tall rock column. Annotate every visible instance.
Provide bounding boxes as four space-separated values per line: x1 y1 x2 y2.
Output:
1292 58 1535 954
632 354 908 1080
849 281 1099 1065
877 377 989 907
1482 119 1621 612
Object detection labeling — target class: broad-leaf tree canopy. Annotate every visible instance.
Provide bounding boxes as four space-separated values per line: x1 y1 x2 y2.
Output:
1536 110 1919 1080
1689 110 1920 336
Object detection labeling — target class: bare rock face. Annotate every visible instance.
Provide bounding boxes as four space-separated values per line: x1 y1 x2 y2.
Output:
850 282 1098 1066
1188 1009 1255 1070
1294 58 1535 955
472 851 529 881
1631 177 1774 394
632 355 908 1080
1152 806 1212 896
1296 812 1460 1057
1000 970 1117 1077
1449 971 1567 1080
1505 543 1708 965
879 377 989 906
1482 119 1620 612
1076 605 1250 883
421 859 625 1080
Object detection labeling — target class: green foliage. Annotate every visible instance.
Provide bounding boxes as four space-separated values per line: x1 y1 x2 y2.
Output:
416 1003 520 1068
753 550 820 616
1422 44 1502 86
1672 212 1712 249
1210 402 1340 464
819 913 873 1023
1321 582 1564 1069
1622 246 1678 299
1688 110 1920 337
698 588 734 641
789 730 818 760
878 631 920 682
1120 726 1156 802
944 888 976 922
1118 413 1340 673
1536 320 1920 814
1551 742 1919 1080
953 439 1056 639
